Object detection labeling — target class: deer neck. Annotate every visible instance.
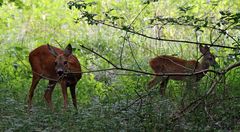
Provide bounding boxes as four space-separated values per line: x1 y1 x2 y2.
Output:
199 57 210 71
191 58 209 81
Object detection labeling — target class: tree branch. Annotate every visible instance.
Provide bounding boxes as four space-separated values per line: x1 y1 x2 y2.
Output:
96 20 239 50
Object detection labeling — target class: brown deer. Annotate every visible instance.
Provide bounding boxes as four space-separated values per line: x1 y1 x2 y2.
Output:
28 44 82 111
148 45 217 95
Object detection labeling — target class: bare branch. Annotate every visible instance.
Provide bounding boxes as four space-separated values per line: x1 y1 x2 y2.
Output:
97 21 239 50
78 44 222 76
223 61 240 73
79 45 118 68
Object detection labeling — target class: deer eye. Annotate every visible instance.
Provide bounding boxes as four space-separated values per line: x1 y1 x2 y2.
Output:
54 62 57 65
64 61 68 65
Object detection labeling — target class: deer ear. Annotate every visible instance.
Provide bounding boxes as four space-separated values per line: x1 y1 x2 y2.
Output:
64 44 72 57
47 44 58 57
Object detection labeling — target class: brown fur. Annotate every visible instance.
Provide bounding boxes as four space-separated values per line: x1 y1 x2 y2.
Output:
148 45 217 95
28 44 82 111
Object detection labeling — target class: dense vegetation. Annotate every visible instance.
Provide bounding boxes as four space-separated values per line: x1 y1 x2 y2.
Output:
1 0 240 131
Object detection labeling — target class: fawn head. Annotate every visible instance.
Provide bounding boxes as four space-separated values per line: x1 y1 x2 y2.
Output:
47 44 72 76
199 45 217 67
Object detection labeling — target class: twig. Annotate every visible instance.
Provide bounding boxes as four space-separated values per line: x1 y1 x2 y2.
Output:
119 4 148 68
223 61 240 73
79 45 118 68
96 20 239 50
115 92 149 114
127 38 143 71
170 96 203 122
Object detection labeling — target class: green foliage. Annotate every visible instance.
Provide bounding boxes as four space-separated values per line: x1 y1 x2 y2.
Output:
0 0 240 131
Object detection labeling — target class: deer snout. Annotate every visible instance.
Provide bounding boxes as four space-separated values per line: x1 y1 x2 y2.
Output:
57 70 64 76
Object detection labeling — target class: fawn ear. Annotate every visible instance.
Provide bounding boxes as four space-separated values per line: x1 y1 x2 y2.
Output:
199 45 209 54
47 44 58 57
64 44 72 57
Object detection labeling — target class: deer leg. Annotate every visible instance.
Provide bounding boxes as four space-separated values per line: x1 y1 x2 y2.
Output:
181 80 193 107
60 81 68 110
148 75 162 89
70 84 77 110
28 74 41 110
160 76 169 96
192 81 199 96
44 81 57 111
181 89 187 108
